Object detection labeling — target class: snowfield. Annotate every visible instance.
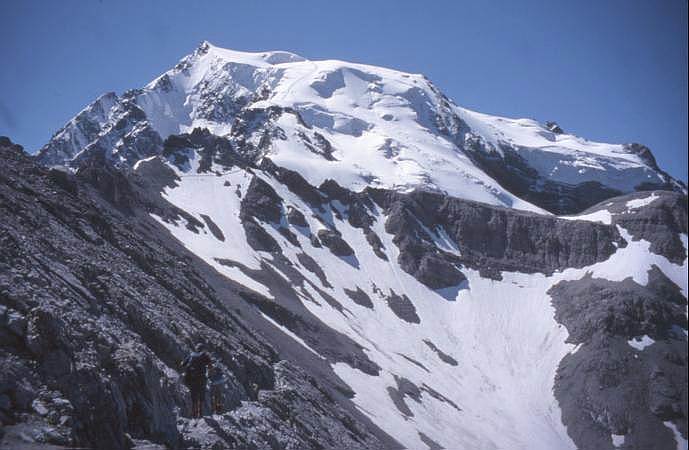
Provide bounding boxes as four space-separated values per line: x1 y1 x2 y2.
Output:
144 156 687 449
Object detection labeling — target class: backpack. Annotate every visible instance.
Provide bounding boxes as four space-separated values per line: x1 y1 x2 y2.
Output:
181 352 208 387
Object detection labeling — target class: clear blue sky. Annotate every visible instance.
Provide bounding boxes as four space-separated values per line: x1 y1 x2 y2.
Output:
2 0 687 181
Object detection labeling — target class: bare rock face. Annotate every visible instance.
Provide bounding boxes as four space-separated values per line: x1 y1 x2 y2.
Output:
0 138 392 450
239 175 286 253
549 269 688 450
414 254 466 290
609 191 687 264
363 230 387 261
241 176 284 224
545 121 565 134
259 159 325 209
343 287 373 309
319 179 374 229
75 152 139 212
384 291 420 324
37 93 165 169
162 128 242 172
287 207 308 228
243 219 282 253
317 229 355 257
367 188 625 282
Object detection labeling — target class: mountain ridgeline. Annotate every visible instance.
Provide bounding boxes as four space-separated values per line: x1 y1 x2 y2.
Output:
1 42 687 450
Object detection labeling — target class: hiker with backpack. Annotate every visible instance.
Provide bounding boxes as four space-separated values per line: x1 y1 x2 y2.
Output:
208 363 227 414
181 343 213 418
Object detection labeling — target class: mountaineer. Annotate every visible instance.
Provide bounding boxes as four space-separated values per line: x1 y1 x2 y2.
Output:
181 343 213 418
208 363 227 414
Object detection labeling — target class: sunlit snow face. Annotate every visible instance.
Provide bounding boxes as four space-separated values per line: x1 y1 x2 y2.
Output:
50 42 670 214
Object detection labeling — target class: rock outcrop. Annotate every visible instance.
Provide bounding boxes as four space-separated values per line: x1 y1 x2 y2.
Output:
550 268 688 450
0 138 394 450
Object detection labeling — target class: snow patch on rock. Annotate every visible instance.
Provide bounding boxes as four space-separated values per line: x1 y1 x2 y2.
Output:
627 335 655 351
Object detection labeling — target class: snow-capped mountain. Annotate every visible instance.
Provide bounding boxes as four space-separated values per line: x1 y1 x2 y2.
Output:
6 43 686 450
38 41 684 214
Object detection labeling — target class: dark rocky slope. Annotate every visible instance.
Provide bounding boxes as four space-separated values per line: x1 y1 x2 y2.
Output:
546 192 689 450
550 268 687 450
0 137 394 450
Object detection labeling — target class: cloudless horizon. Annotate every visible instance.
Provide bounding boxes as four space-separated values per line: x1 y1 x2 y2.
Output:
2 0 687 181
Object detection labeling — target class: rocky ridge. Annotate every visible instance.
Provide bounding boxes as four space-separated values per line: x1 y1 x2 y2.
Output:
0 137 393 450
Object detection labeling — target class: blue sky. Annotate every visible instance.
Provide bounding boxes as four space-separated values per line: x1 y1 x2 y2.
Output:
2 0 687 181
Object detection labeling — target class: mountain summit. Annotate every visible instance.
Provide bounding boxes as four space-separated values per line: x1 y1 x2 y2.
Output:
37 41 684 214
3 43 687 450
